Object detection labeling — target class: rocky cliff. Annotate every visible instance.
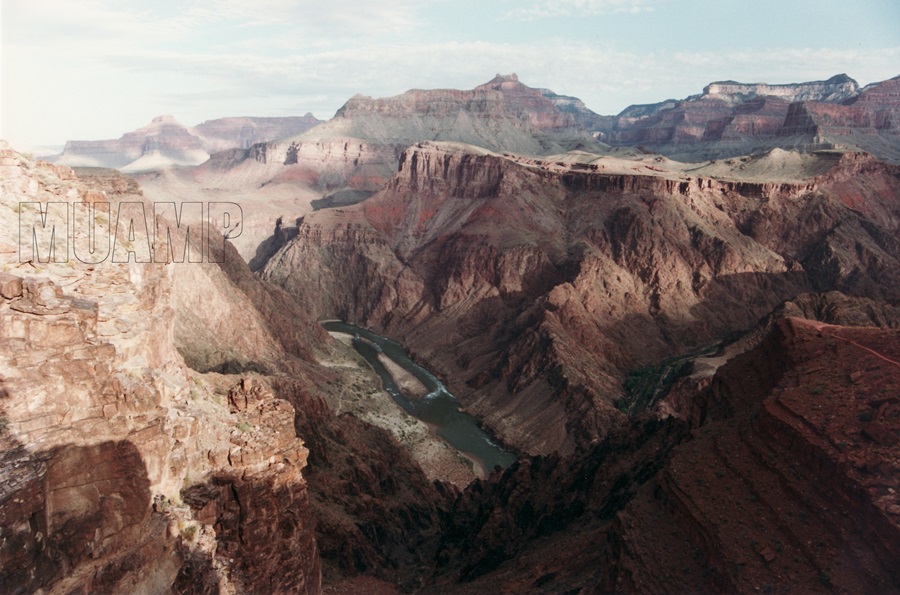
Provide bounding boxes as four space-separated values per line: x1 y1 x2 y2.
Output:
205 74 608 204
194 114 322 153
310 73 599 154
262 141 900 457
703 73 860 104
0 146 328 592
0 143 472 593
475 73 577 131
597 74 900 163
54 114 322 172
423 314 900 593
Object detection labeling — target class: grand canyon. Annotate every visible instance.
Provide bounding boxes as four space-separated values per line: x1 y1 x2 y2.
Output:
2 71 899 594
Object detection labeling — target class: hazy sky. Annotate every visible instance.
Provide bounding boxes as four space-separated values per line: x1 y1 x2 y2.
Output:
2 0 898 151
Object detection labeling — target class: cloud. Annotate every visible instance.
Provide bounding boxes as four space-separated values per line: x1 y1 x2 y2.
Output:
3 0 434 48
99 40 900 119
3 0 899 150
507 0 656 20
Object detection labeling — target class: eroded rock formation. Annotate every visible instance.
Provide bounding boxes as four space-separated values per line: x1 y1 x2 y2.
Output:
0 148 325 592
262 141 900 457
54 114 322 172
596 74 900 163
425 316 900 593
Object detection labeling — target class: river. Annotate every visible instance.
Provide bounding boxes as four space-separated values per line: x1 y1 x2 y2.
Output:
322 321 517 474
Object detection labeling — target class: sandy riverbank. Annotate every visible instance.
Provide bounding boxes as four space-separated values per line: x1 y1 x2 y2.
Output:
320 331 480 487
375 352 430 399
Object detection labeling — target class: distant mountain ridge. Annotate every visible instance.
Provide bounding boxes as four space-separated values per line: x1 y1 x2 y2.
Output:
596 74 900 162
615 74 860 121
298 72 605 156
53 114 322 172
50 72 900 176
702 73 859 103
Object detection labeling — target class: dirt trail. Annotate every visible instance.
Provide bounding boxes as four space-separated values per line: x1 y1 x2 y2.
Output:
798 318 900 368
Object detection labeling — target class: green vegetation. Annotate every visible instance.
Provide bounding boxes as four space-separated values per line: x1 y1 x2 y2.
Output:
619 344 719 414
180 523 198 542
235 421 253 434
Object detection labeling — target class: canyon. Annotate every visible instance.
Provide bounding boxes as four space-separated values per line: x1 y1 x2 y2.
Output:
2 71 900 593
261 141 900 457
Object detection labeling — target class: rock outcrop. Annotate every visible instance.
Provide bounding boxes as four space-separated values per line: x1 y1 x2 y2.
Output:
423 315 900 593
596 74 900 163
0 147 324 592
262 141 900 457
54 114 322 172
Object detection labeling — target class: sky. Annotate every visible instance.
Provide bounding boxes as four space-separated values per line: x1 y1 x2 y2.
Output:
1 0 898 152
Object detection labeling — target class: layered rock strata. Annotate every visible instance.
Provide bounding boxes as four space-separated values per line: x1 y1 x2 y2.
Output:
0 147 322 592
262 141 900 456
55 114 322 172
596 74 900 163
425 315 900 593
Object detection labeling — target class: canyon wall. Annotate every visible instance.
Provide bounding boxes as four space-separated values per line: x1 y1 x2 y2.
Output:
262 141 900 457
424 315 900 593
597 74 900 163
0 147 325 592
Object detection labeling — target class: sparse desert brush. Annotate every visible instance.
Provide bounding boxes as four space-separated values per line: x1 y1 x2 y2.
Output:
180 523 198 542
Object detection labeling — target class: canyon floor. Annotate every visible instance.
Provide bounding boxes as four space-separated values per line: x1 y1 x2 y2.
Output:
319 330 479 487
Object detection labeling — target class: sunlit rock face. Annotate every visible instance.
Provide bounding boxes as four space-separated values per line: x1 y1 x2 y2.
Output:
262 140 900 456
0 148 322 593
595 74 900 163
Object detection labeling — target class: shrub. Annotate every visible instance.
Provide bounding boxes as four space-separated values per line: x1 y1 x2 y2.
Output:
181 524 198 542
